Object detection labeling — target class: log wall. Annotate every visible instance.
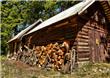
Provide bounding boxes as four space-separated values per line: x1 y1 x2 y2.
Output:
76 19 107 63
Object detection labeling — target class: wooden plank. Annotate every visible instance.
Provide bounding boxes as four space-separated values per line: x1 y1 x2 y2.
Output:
77 45 89 47
77 49 89 52
81 28 89 33
78 52 90 58
77 48 89 51
54 21 69 28
77 42 89 46
77 38 89 43
78 42 88 45
77 34 89 39
85 26 105 33
83 27 94 30
78 31 88 36
77 45 89 49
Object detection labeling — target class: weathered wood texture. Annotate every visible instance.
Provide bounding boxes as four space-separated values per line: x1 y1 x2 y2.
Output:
100 1 110 22
76 18 108 63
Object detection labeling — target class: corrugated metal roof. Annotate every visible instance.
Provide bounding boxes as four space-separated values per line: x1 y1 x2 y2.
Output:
8 19 43 43
25 0 95 36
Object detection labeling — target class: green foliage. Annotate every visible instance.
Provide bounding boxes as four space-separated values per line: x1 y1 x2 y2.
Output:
1 1 29 54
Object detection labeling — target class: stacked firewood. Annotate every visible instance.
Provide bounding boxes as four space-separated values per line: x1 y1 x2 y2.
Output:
13 42 76 73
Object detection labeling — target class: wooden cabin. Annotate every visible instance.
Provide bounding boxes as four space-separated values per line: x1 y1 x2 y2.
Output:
8 19 43 57
8 0 110 66
21 1 110 64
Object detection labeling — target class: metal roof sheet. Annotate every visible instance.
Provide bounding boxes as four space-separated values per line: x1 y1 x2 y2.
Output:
8 19 43 43
25 0 95 36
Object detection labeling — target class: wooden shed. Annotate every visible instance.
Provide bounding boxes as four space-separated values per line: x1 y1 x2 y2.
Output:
8 19 43 57
21 0 110 64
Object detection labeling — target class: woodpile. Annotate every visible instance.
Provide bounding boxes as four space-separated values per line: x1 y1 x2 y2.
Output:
12 41 76 73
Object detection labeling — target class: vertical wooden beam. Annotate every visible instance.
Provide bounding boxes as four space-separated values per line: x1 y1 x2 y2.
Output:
14 42 17 54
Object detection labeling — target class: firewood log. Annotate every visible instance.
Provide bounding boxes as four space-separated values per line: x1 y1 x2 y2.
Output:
61 41 70 53
17 41 76 73
57 49 64 56
47 50 52 54
59 59 64 65
57 56 61 60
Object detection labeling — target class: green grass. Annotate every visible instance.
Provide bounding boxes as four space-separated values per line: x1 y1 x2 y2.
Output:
0 55 7 61
1 55 110 78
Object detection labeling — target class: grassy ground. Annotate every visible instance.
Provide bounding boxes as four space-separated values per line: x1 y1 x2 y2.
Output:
1 55 110 78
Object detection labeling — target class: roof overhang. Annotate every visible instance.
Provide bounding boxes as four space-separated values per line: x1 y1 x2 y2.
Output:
8 19 43 43
24 0 95 36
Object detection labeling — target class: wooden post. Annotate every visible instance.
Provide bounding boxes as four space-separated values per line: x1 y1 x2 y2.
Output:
14 42 17 55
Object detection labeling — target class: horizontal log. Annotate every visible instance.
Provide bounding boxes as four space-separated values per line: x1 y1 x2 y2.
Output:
77 35 89 39
84 25 105 32
83 27 105 34
77 38 89 43
77 49 89 52
83 26 94 30
77 46 89 49
77 52 90 58
77 42 89 46
90 24 105 30
97 30 105 33
78 46 89 49
78 31 88 36
81 28 89 33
